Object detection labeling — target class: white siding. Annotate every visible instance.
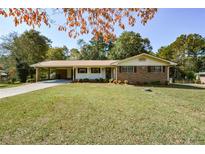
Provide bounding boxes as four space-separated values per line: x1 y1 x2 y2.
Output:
75 67 106 79
119 56 169 66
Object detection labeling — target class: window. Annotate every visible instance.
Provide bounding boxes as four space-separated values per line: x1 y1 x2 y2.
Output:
91 68 101 73
78 68 87 73
120 66 137 73
148 66 163 72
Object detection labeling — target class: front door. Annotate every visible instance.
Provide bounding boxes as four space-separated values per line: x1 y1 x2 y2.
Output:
105 68 112 79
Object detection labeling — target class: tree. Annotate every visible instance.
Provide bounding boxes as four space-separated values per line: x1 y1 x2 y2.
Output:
15 58 29 82
12 30 51 64
7 67 17 82
76 36 114 60
0 55 17 81
0 8 157 42
157 46 175 61
108 31 152 59
80 36 112 60
77 39 86 48
157 34 205 79
69 48 81 60
46 47 67 60
0 30 51 82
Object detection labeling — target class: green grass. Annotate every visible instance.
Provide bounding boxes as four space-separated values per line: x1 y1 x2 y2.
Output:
0 82 22 89
0 83 205 144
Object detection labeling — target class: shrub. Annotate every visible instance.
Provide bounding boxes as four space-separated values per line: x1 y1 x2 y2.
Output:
135 81 141 85
143 82 148 85
99 78 104 83
124 80 128 84
89 79 95 83
150 81 161 85
7 80 12 84
94 78 100 82
113 80 118 84
83 78 90 82
26 78 35 83
165 81 169 85
186 71 196 80
75 78 109 83
104 79 109 83
109 78 114 83
11 78 17 83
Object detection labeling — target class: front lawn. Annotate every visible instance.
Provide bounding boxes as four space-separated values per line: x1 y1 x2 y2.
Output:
0 83 205 144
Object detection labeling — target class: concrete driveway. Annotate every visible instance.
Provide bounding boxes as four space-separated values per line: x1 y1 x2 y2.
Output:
0 79 70 99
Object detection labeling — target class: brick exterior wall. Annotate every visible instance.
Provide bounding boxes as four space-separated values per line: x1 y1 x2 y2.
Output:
117 66 168 84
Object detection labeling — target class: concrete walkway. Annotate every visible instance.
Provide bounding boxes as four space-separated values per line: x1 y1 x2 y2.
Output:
0 80 70 99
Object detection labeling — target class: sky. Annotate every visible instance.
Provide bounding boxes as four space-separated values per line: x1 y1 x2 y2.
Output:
0 8 205 52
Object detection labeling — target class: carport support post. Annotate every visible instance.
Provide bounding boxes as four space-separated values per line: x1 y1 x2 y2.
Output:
73 67 75 81
115 67 118 80
48 68 50 80
167 66 170 82
36 67 39 82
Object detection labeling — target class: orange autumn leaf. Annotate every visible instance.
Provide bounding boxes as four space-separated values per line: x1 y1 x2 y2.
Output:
119 23 125 30
0 8 157 42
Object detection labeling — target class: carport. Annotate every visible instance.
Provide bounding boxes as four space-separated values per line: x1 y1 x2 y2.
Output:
34 67 74 82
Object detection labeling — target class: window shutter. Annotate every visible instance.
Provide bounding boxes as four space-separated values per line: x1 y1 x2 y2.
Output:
134 66 137 73
148 66 151 72
163 66 165 72
119 66 121 73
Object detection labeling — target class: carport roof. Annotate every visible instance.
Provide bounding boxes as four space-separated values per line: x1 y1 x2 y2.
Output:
30 60 118 68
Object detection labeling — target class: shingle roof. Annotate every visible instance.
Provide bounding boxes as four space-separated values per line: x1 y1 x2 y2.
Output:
30 53 177 68
113 53 177 66
31 60 118 68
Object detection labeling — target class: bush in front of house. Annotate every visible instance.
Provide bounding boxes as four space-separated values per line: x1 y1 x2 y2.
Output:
83 78 90 82
124 80 128 84
109 78 114 83
94 78 99 82
26 78 35 83
149 81 161 85
109 79 128 85
74 78 109 83
74 78 131 84
117 80 122 84
99 78 104 83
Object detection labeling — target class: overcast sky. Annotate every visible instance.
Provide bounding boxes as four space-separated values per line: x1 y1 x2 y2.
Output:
0 8 205 52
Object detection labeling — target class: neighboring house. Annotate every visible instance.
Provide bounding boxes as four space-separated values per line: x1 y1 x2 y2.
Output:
0 64 3 70
31 53 177 84
196 72 205 84
0 64 8 81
